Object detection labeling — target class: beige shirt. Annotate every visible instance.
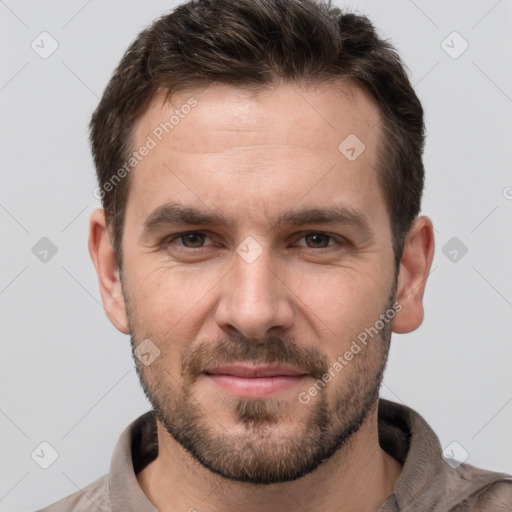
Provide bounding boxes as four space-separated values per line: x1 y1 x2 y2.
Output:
36 399 512 511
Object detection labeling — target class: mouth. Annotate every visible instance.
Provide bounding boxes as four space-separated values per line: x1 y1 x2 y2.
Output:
202 364 308 398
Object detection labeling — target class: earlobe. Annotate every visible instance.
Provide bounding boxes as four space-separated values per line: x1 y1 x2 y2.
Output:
392 216 435 334
88 208 130 334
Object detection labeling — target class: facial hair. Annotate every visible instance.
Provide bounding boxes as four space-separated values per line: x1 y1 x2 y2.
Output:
128 287 396 485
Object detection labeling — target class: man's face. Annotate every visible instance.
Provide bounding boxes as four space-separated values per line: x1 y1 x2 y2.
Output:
120 82 397 483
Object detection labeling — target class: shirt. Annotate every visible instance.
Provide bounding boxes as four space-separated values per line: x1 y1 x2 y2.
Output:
36 399 512 511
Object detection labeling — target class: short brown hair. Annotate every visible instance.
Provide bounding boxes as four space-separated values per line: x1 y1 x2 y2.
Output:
90 0 425 269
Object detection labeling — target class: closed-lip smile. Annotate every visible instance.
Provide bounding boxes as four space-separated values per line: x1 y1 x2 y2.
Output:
202 364 308 398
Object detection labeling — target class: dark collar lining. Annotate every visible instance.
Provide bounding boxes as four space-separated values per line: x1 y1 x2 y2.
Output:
131 411 159 475
378 398 412 465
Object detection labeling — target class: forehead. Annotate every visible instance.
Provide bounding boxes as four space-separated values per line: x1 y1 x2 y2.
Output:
127 81 386 231
134 80 381 154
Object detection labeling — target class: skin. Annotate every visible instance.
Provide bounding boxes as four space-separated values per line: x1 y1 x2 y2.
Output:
89 81 435 512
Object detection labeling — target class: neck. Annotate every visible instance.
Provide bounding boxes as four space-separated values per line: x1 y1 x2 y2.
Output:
136 402 402 512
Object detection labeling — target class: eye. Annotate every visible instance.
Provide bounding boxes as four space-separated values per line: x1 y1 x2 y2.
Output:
294 232 345 249
162 231 347 253
165 231 214 249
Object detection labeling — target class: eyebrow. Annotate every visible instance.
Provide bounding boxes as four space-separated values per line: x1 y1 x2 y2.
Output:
142 203 375 242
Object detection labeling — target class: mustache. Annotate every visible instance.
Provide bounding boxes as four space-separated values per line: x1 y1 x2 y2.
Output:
181 334 329 385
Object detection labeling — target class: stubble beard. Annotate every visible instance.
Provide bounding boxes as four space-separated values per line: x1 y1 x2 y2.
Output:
128 291 395 485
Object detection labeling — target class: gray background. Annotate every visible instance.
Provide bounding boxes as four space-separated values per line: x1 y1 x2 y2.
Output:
1 0 511 510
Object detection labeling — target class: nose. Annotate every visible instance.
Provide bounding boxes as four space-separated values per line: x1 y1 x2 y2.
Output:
215 247 295 340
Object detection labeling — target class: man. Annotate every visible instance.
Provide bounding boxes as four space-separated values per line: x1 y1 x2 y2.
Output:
38 0 512 510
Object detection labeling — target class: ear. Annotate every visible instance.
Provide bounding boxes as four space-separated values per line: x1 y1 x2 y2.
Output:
88 208 130 334
392 216 435 334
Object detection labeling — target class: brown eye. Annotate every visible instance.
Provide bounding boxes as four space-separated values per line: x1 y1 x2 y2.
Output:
293 232 349 251
164 231 214 250
179 233 207 248
303 233 333 248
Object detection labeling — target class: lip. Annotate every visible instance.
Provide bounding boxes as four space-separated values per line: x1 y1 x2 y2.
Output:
204 364 307 378
203 364 308 398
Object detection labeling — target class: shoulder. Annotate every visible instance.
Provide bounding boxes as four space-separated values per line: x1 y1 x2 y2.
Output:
35 474 110 512
458 479 512 511
446 463 512 512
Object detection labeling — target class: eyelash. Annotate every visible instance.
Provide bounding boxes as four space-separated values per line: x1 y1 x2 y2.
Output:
162 231 348 251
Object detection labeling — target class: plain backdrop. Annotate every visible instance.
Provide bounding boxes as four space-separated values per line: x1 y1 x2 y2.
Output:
1 1 511 510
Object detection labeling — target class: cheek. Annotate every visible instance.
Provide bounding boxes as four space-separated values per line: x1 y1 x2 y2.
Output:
126 263 222 334
289 267 390 344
